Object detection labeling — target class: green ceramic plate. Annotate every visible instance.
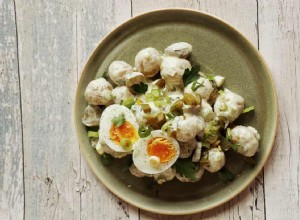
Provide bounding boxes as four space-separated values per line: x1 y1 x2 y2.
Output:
75 9 277 215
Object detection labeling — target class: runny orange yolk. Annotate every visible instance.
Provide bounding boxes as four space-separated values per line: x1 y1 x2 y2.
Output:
110 121 138 145
147 137 176 163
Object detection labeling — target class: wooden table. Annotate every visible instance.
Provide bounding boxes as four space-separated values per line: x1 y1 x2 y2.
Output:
1 0 299 219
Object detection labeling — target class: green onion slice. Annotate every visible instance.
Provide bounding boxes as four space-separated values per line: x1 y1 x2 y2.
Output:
138 125 152 138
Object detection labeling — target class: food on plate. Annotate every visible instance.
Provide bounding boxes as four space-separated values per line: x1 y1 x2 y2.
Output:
82 42 259 184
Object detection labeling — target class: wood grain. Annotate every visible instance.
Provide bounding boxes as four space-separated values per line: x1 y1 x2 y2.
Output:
0 0 24 219
1 0 300 219
77 0 138 219
15 1 81 219
259 0 300 219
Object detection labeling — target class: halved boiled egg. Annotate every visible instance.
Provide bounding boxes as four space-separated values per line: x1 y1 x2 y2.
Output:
100 104 139 152
132 130 180 174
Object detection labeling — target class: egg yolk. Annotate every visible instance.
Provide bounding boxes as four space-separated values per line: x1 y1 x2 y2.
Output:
110 121 138 146
147 137 176 163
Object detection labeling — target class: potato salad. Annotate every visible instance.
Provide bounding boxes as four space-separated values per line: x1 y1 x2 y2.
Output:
82 42 260 184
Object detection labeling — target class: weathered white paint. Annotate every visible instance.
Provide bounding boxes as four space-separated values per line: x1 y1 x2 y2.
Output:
260 0 300 219
0 0 24 219
1 0 300 219
15 0 81 219
77 0 139 219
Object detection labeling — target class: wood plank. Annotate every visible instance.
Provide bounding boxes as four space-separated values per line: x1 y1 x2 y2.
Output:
77 0 139 219
259 0 300 219
15 1 81 219
0 0 24 219
199 2 264 220
132 1 263 219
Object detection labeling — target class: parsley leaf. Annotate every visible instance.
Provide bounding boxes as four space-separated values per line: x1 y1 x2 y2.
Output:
242 106 255 113
131 82 148 94
100 153 113 166
174 158 197 181
218 168 235 182
183 65 201 86
111 113 125 127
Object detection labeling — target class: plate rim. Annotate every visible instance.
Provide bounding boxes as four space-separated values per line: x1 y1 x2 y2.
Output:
74 8 278 215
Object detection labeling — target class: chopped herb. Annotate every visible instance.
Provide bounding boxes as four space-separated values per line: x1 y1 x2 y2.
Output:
182 65 201 86
122 157 133 172
220 136 239 151
191 80 204 91
131 82 148 94
145 93 155 102
226 128 232 141
218 168 235 182
120 139 132 150
174 158 197 181
218 90 224 95
138 125 152 138
151 88 161 97
166 112 175 120
206 74 215 81
100 153 113 166
161 121 173 131
122 97 135 109
88 131 99 138
111 113 125 127
242 106 255 113
154 100 167 107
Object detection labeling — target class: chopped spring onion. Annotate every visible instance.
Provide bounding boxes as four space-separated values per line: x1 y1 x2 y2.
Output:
122 97 135 109
161 121 173 131
111 113 125 127
226 128 232 141
120 139 133 150
242 106 255 113
88 131 99 138
166 112 175 120
151 89 161 97
218 168 235 182
154 100 167 107
138 125 152 138
206 74 215 81
145 93 154 102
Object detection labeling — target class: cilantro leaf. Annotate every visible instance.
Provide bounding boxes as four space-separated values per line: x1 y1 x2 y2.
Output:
183 65 201 86
218 168 235 182
111 113 125 127
174 158 197 181
131 82 148 94
242 106 255 113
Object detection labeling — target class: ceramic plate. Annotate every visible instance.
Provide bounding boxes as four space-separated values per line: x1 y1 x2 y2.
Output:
74 9 277 215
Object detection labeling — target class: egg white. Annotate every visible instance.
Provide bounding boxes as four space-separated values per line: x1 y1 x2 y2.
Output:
132 130 180 174
100 104 139 152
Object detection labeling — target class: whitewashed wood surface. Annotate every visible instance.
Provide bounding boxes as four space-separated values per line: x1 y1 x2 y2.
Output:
0 0 299 219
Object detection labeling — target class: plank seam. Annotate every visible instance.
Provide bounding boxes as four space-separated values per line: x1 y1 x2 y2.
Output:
12 0 25 219
256 1 266 219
